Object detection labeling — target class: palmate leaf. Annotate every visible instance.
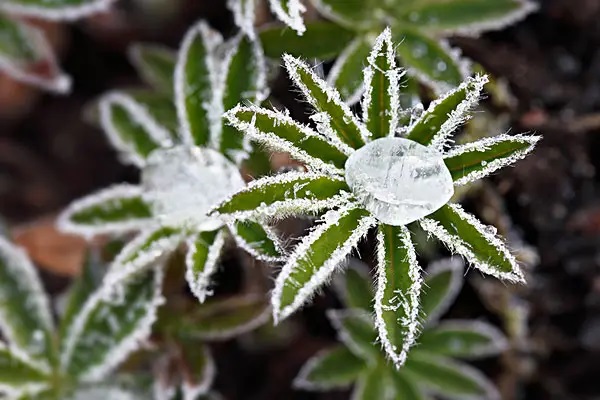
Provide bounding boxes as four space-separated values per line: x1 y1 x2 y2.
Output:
393 0 537 36
0 15 70 93
0 343 50 398
421 258 463 324
61 265 165 382
268 0 306 35
175 20 222 147
418 320 508 359
0 0 117 21
327 37 371 104
57 184 153 237
327 310 379 363
393 29 470 94
283 54 368 149
444 134 540 185
272 206 376 322
374 225 422 368
420 203 524 283
99 92 174 167
128 43 176 94
361 27 402 140
406 74 487 151
174 295 270 341
224 105 349 175
185 229 226 303
219 33 267 161
212 171 351 220
294 345 366 390
259 21 354 60
0 238 54 364
351 365 392 400
404 353 500 400
227 221 284 262
333 260 372 311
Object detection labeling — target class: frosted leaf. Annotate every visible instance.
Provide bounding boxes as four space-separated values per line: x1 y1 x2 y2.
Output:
142 146 245 231
68 386 143 400
0 0 118 21
268 0 306 35
345 137 453 226
227 0 256 39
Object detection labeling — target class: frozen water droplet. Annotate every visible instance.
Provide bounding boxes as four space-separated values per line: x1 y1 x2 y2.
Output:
345 137 454 226
437 61 447 72
484 225 497 235
142 146 245 230
413 44 427 58
481 160 488 166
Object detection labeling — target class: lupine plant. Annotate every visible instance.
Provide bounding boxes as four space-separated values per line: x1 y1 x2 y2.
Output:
58 20 285 303
0 236 162 399
260 0 537 101
213 28 539 366
0 0 117 93
295 259 508 400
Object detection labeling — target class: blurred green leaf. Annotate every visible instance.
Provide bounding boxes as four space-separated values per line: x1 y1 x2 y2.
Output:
129 43 176 94
228 220 283 262
294 345 366 390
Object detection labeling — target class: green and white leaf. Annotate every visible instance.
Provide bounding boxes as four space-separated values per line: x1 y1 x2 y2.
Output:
57 184 153 237
185 229 226 303
212 171 351 220
390 371 429 400
374 225 422 368
421 258 464 324
0 343 50 397
333 259 373 311
420 203 524 283
418 320 508 359
0 0 118 21
327 37 371 105
327 309 379 363
0 238 54 364
228 221 284 263
268 0 306 35
227 0 256 39
128 43 176 94
351 365 393 400
293 345 366 390
175 20 223 147
361 27 402 140
311 0 381 30
272 206 376 322
444 134 540 185
0 15 70 93
177 342 216 400
61 265 164 381
224 104 349 175
406 74 487 151
283 54 368 149
69 386 145 400
99 92 174 167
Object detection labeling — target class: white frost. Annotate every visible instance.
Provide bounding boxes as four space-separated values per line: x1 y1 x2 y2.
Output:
268 0 306 35
185 229 226 303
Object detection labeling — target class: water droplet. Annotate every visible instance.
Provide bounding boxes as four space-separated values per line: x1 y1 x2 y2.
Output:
484 225 497 235
437 61 447 72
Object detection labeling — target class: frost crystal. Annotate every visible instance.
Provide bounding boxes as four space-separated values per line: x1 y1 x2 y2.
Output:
345 137 453 226
142 146 245 230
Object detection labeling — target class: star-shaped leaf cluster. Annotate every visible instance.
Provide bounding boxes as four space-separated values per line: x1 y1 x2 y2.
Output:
295 259 507 400
58 20 283 303
213 28 538 367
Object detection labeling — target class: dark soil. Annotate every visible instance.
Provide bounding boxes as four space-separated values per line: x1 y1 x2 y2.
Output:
0 0 599 399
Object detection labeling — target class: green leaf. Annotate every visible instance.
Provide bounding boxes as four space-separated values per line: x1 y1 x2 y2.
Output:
334 260 373 311
351 365 391 400
0 343 50 396
259 21 355 60
175 21 222 147
374 225 422 367
61 265 164 381
242 147 273 177
420 203 524 283
99 92 174 166
327 310 379 362
129 90 179 138
405 75 487 149
68 386 146 400
419 321 508 358
224 105 349 175
220 34 267 159
268 0 306 35
362 28 401 140
228 220 284 262
444 134 540 185
394 0 537 35
212 172 350 220
390 371 429 400
312 0 383 29
294 345 366 390
59 252 104 348
327 37 371 104
283 54 368 149
421 259 463 323
393 28 469 94
57 184 153 237
176 341 215 398
0 0 118 20
0 238 55 364
405 353 500 400
185 229 226 303
272 207 375 322
128 43 176 94
0 15 70 93
174 295 270 341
